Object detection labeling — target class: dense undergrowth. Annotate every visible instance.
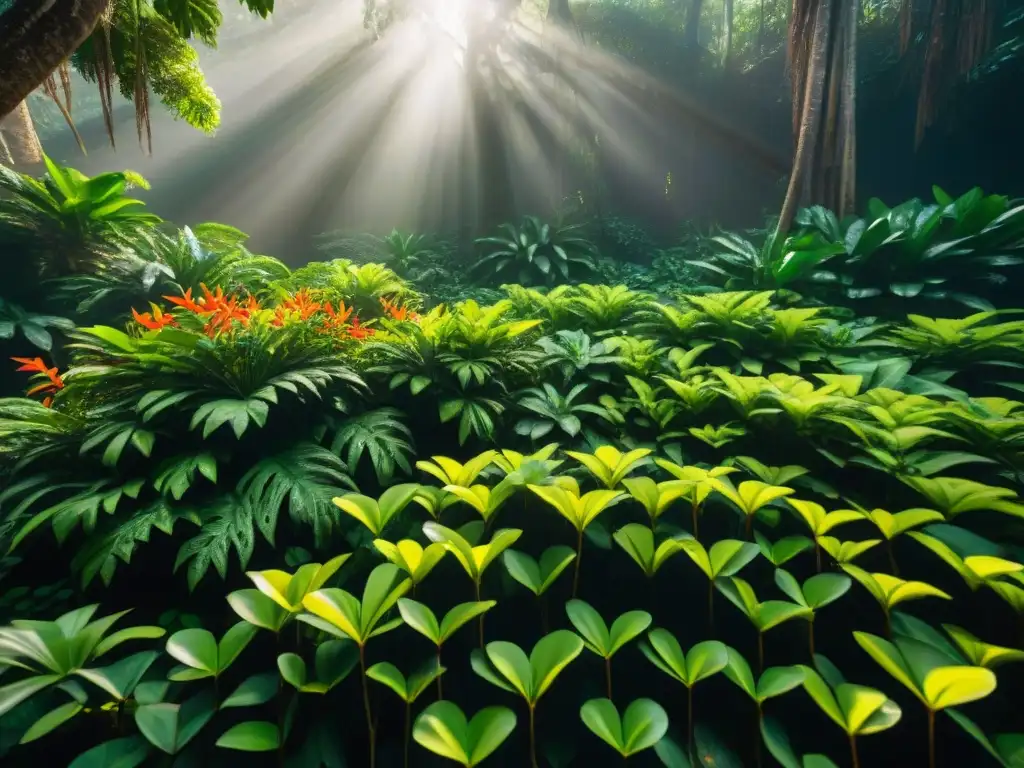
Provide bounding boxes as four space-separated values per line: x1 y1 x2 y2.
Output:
1 158 1024 767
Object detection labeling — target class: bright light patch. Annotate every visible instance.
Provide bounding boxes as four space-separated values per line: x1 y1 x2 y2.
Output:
109 0 698 251
415 0 497 48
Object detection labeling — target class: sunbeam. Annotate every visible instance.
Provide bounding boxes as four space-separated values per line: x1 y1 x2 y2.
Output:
36 0 783 260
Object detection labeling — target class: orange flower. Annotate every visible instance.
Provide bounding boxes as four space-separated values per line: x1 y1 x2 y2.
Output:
12 356 48 374
132 304 177 330
318 300 355 335
164 287 203 313
380 297 419 322
324 300 354 324
11 355 63 405
347 317 375 340
203 295 253 337
280 289 322 320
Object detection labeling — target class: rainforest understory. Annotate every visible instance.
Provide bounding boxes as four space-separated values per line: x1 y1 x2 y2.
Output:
0 153 1023 767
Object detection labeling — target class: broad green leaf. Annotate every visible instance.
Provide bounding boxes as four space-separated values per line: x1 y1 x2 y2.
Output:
503 546 575 595
134 690 216 754
68 736 150 768
215 721 280 751
413 701 516 766
439 602 497 644
921 666 997 710
220 673 278 709
580 697 669 756
19 700 84 743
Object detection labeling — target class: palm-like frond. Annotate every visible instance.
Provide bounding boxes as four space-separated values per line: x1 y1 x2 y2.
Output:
238 442 355 548
327 408 415 485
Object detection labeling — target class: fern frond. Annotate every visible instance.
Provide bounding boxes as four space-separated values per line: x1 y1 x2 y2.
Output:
328 408 415 484
238 443 355 548
174 494 257 590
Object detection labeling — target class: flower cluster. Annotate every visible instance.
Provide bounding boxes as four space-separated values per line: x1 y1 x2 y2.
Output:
11 356 64 407
160 284 258 337
129 285 418 341
380 297 419 322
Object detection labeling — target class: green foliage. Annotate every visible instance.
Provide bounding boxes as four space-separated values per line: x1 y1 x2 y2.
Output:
474 216 598 286
6 166 1024 766
0 155 161 287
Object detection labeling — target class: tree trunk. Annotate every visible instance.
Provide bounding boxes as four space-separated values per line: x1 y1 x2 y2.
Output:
777 0 857 233
0 0 110 120
0 99 43 165
722 0 735 68
683 0 705 49
547 0 574 23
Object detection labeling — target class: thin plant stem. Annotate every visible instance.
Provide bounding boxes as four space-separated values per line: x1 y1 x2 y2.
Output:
359 644 376 768
475 580 485 648
572 528 584 598
691 500 700 540
529 703 539 768
605 656 613 700
884 607 892 639
687 685 695 764
887 538 899 576
808 619 816 659
436 645 444 699
755 703 763 768
404 701 411 768
757 632 764 674
540 594 550 635
745 514 753 540
815 540 822 572
707 580 715 635
928 707 936 768
850 733 860 768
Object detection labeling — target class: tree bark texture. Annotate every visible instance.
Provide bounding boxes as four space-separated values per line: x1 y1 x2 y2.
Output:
778 0 857 233
0 0 110 120
0 98 42 165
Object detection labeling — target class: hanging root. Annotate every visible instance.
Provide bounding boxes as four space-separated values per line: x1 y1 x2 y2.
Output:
42 67 87 155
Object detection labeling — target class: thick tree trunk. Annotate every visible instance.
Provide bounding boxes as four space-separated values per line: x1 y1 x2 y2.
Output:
683 0 705 49
777 0 832 233
0 0 110 120
0 99 42 165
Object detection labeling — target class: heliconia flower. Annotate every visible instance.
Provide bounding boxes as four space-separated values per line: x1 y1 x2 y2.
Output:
11 356 49 374
281 289 321 320
12 355 64 402
132 304 177 330
198 283 228 313
324 300 354 325
380 297 419 322
203 294 253 337
348 317 375 340
164 287 203 313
